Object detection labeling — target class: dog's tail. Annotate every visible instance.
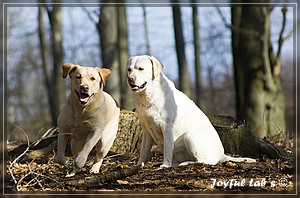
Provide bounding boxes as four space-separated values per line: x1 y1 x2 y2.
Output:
221 155 256 163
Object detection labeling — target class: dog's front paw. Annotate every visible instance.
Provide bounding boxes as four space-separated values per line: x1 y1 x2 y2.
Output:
55 156 68 165
135 162 145 168
160 163 172 168
90 160 103 174
75 154 87 169
66 167 80 178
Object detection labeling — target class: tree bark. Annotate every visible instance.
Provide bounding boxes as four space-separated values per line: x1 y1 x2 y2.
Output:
172 1 191 97
231 3 286 139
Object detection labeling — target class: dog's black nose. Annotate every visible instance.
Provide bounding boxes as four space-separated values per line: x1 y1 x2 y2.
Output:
80 85 89 93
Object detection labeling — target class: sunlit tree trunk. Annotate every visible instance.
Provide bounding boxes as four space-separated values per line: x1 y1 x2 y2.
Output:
98 5 132 109
117 6 133 110
98 6 120 103
232 3 286 139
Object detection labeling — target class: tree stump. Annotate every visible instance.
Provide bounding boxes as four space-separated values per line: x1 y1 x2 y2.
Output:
110 110 142 155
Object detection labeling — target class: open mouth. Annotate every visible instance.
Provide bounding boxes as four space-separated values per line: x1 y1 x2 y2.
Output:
75 90 93 105
130 82 147 92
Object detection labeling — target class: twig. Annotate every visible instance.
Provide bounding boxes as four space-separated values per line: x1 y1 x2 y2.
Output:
8 125 31 188
17 171 32 191
216 7 230 28
216 7 260 37
276 7 288 60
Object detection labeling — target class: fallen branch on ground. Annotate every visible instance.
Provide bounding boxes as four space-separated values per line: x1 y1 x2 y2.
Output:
66 166 140 188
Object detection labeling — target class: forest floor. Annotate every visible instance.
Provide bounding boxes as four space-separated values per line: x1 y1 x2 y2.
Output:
4 139 296 194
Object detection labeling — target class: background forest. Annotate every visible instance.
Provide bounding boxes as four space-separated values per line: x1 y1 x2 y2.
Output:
4 0 296 143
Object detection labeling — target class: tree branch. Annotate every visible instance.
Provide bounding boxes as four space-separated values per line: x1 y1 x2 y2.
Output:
276 7 288 60
216 7 231 28
81 7 98 26
216 7 260 37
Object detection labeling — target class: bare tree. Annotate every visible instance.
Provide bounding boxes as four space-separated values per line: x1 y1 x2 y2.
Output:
172 1 191 97
231 2 290 139
192 3 202 107
96 4 132 109
38 1 65 127
117 6 133 110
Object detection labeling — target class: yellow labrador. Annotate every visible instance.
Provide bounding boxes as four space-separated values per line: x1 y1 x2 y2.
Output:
127 55 255 168
55 63 120 175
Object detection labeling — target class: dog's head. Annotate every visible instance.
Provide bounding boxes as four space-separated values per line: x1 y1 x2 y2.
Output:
127 55 163 93
62 63 111 105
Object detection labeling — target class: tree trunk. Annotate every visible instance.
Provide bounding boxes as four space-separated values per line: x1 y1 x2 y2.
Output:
232 3 286 139
117 6 133 110
172 1 191 97
192 4 202 108
38 6 53 123
98 5 120 103
50 6 65 126
39 1 65 127
231 4 245 120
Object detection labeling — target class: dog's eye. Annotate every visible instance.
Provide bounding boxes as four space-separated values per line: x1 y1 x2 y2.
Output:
138 67 144 71
91 77 95 81
76 75 81 79
128 68 132 72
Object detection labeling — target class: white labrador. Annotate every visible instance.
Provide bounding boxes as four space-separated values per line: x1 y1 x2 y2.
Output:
127 55 255 168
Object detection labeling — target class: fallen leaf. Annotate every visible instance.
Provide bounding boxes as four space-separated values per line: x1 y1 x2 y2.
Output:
225 161 238 168
117 180 129 185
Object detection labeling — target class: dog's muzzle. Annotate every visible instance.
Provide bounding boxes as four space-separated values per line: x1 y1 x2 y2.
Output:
76 85 93 105
128 81 147 92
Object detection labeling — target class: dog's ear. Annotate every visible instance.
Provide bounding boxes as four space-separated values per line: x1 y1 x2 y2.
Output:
127 57 133 69
62 63 79 78
96 68 111 86
149 56 163 79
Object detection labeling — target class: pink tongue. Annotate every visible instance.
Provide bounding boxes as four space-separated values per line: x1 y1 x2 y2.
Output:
80 96 89 103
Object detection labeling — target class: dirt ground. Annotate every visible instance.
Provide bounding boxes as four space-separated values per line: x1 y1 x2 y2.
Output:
5 142 295 194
